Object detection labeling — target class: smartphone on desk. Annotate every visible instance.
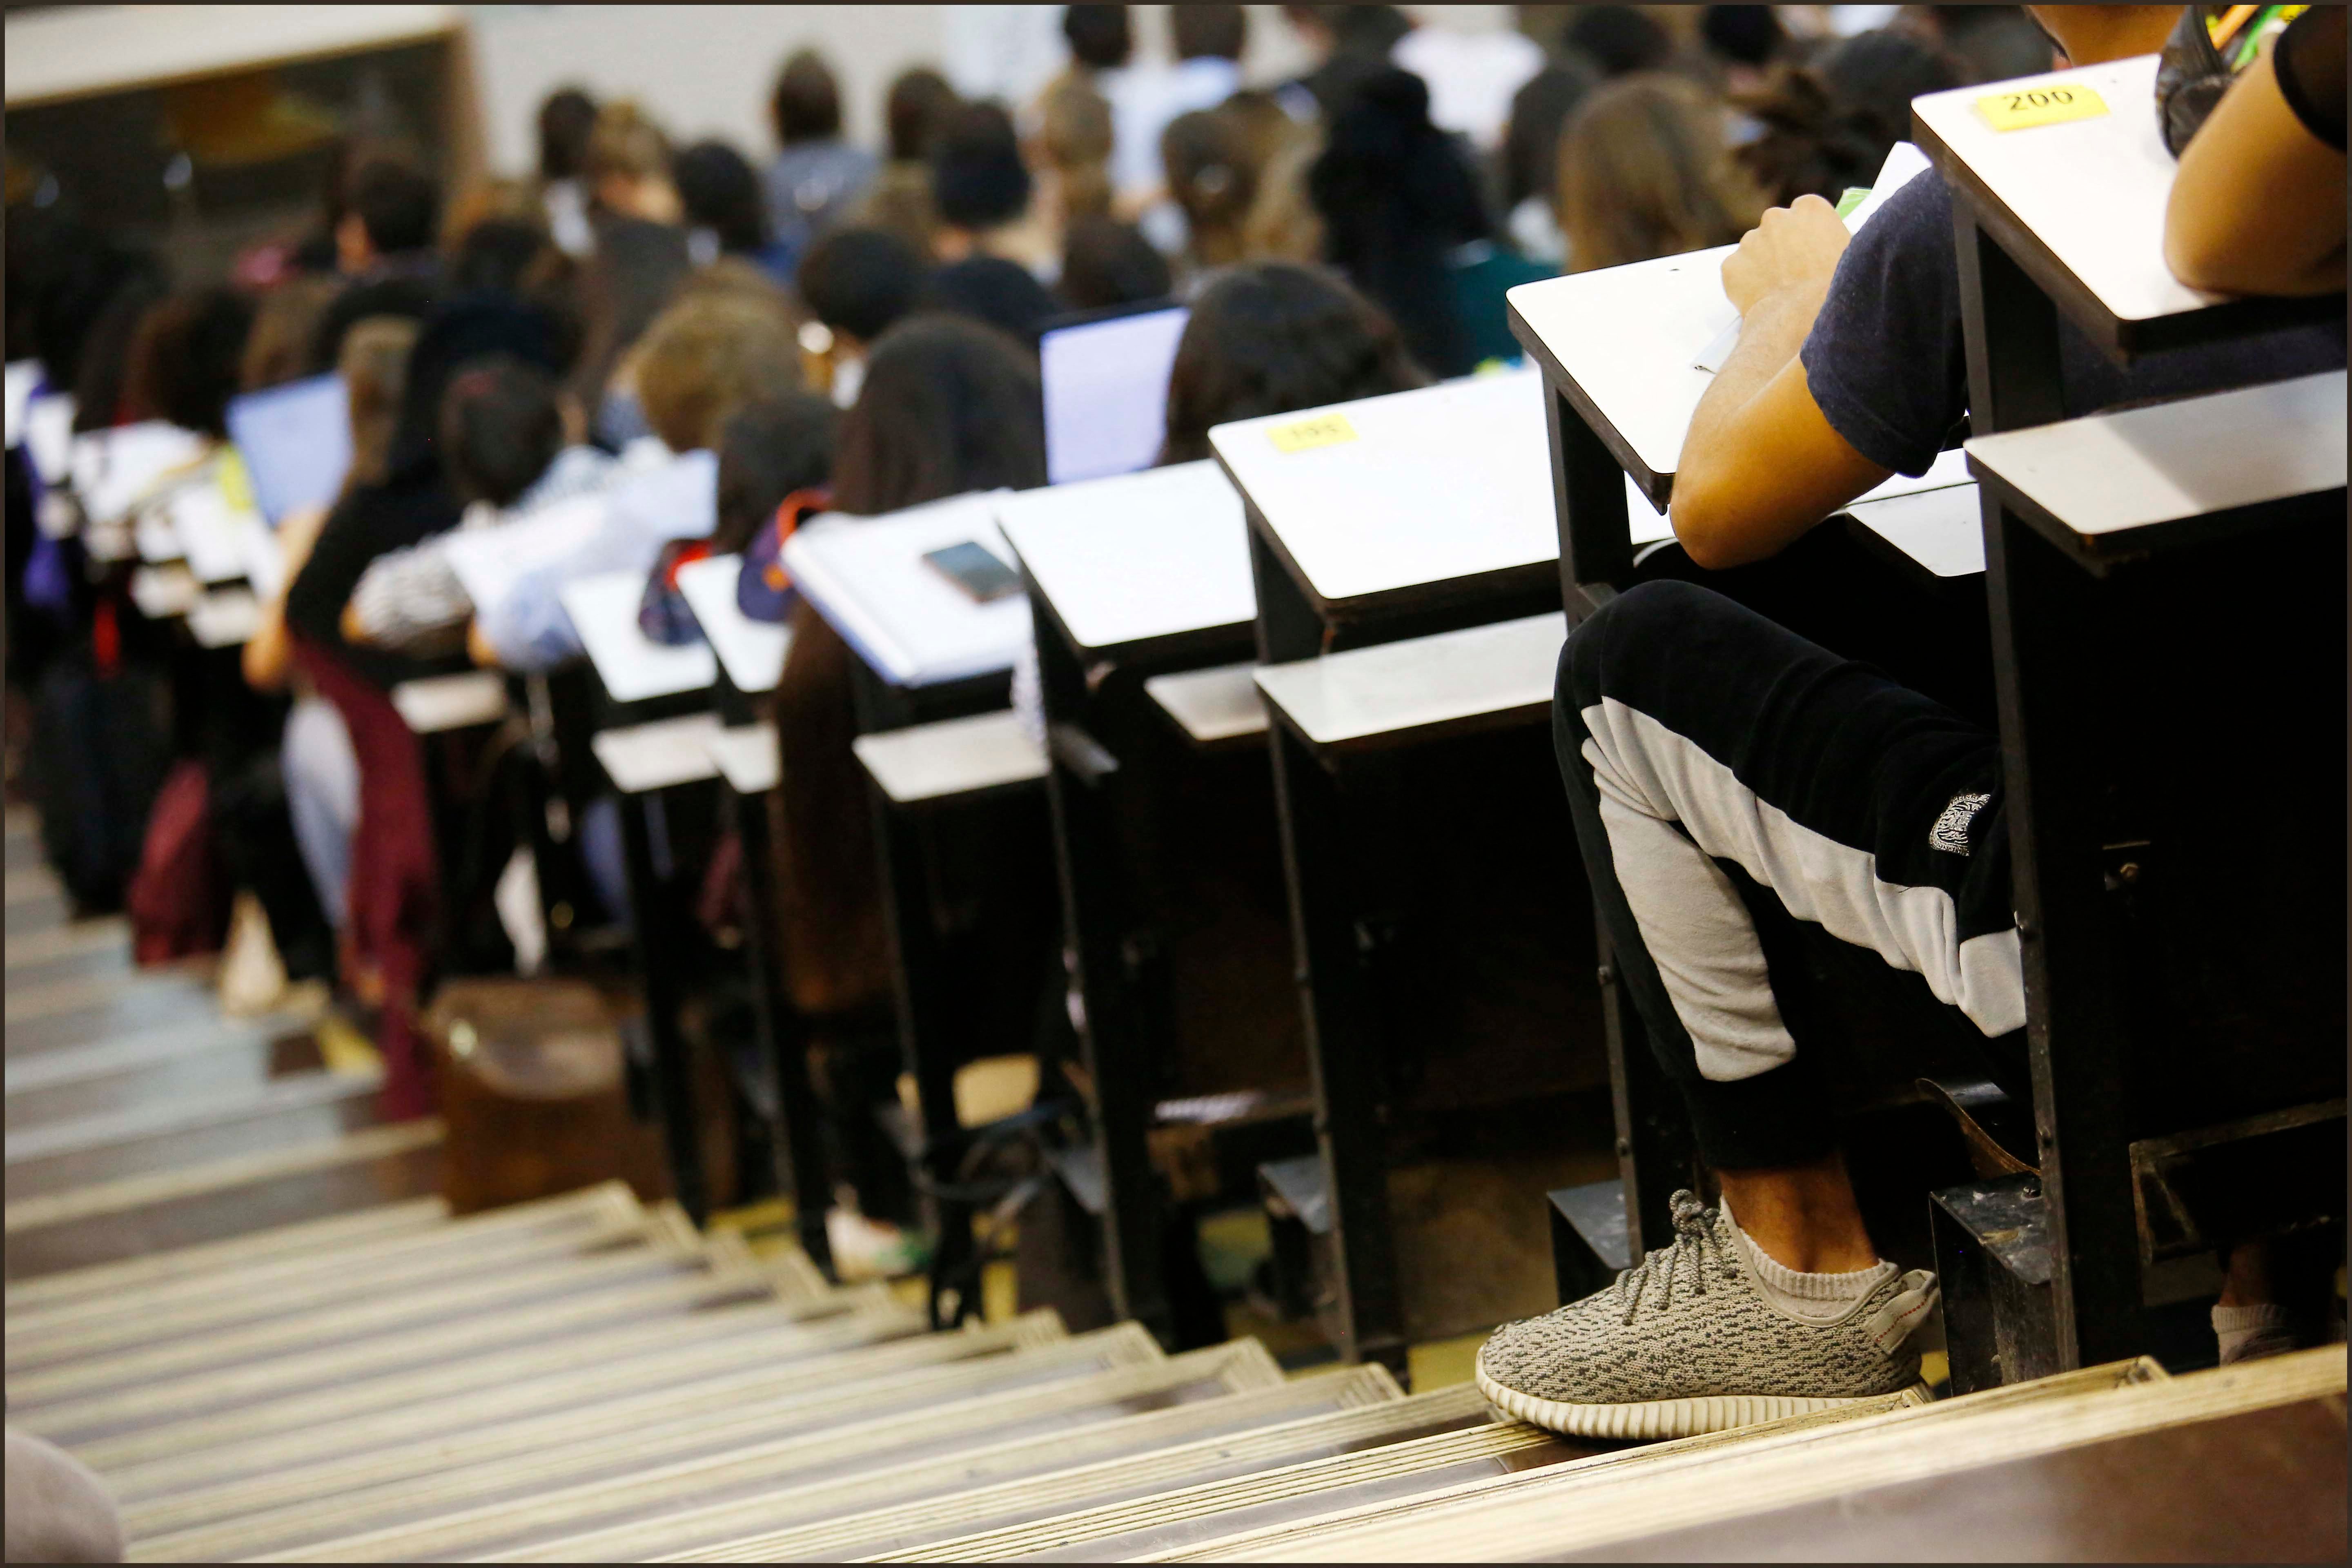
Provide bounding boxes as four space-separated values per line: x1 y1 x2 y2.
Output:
921 541 1022 603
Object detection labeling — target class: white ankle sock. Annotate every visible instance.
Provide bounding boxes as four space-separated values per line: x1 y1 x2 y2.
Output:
1723 1200 1895 1324
2213 1301 2294 1364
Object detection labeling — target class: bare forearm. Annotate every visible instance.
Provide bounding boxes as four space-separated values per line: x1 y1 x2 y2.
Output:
1684 284 1829 477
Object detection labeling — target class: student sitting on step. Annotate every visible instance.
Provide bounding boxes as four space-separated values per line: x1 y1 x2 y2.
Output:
1479 3 2348 1437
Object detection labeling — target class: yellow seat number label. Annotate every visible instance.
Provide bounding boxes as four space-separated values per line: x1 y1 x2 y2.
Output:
1268 413 1357 453
1976 84 2109 132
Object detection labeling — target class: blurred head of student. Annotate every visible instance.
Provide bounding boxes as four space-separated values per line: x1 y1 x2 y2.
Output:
772 49 845 150
336 159 440 274
674 141 772 262
1564 4 1675 79
711 392 839 552
1308 67 1490 377
886 68 962 164
337 315 421 490
538 87 598 184
1558 74 1760 272
931 103 1033 258
798 227 925 354
1039 76 1115 225
439 355 567 508
1735 30 1962 207
1159 261 1425 464
633 290 801 455
1504 60 1600 218
1174 3 1246 62
1163 109 1257 270
1063 4 1134 72
587 101 682 225
124 287 256 439
1700 5 1786 95
240 275 343 392
2023 5 2186 67
1059 216 1171 312
831 313 1045 514
446 213 555 295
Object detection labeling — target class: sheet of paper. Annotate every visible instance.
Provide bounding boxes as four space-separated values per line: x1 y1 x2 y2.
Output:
1040 305 1191 486
75 421 208 525
4 361 38 450
227 373 352 525
23 394 75 489
169 483 265 585
1692 141 1933 375
441 494 606 618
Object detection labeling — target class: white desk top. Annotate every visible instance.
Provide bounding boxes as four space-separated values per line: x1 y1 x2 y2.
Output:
997 460 1254 655
703 722 780 795
558 570 716 705
851 709 1047 805
1848 483 1985 579
1209 370 1559 605
1508 249 1733 491
783 492 1030 688
1143 661 1267 744
4 361 36 449
186 588 260 650
21 393 74 489
128 563 199 622
1254 612 1566 750
1912 54 2218 338
675 554 790 695
391 671 509 735
168 483 265 586
590 711 724 795
1964 371 2346 540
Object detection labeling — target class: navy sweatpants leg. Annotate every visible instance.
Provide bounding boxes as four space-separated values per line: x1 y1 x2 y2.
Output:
1554 581 2021 1170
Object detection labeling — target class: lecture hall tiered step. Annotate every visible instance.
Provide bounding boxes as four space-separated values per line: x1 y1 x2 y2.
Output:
0 1189 2335 1560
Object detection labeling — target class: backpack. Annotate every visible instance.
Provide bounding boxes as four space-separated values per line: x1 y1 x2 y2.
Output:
126 758 230 964
737 489 830 624
637 537 714 646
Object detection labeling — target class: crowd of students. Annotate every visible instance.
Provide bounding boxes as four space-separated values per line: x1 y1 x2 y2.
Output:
2 2 2341 1376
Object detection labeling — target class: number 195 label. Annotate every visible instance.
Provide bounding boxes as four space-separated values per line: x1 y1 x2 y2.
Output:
1267 413 1358 453
1977 84 2109 132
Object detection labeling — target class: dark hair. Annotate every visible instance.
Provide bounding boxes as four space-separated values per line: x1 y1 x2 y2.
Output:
674 140 772 254
1173 3 1246 61
931 103 1031 230
1504 60 1599 211
772 49 844 144
1565 5 1674 77
831 314 1045 514
538 87 598 182
448 215 552 295
1702 5 1785 68
918 254 1060 344
1160 261 1425 464
390 296 568 484
1308 68 1490 378
1162 109 1256 267
1062 4 1133 70
1057 217 1172 312
1734 30 1962 206
712 392 839 551
126 287 256 439
798 227 925 342
886 67 961 162
439 354 565 507
346 159 440 256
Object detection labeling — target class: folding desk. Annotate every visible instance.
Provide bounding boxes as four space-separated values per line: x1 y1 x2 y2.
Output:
1209 372 1617 1370
674 552 829 1271
999 460 1304 1345
786 494 1045 1319
559 569 720 1221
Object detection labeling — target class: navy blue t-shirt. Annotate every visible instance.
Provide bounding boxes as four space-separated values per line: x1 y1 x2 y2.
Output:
1800 168 2347 477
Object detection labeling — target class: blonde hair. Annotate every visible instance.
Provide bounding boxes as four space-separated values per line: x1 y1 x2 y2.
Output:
240 274 342 392
634 293 801 454
1241 131 1325 264
1558 74 1762 273
586 100 670 185
336 314 420 491
1039 76 1114 223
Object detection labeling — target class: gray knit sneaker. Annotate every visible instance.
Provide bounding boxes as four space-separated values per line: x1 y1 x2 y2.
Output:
1476 1190 1938 1439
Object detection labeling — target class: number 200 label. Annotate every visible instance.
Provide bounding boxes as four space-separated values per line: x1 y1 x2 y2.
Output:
1977 84 2109 132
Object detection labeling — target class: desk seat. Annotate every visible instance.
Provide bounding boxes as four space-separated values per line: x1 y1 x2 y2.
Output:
851 709 1046 807
1254 613 1566 755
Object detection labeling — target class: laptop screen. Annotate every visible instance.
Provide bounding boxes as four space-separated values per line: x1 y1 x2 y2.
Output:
1039 303 1189 487
227 373 351 525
